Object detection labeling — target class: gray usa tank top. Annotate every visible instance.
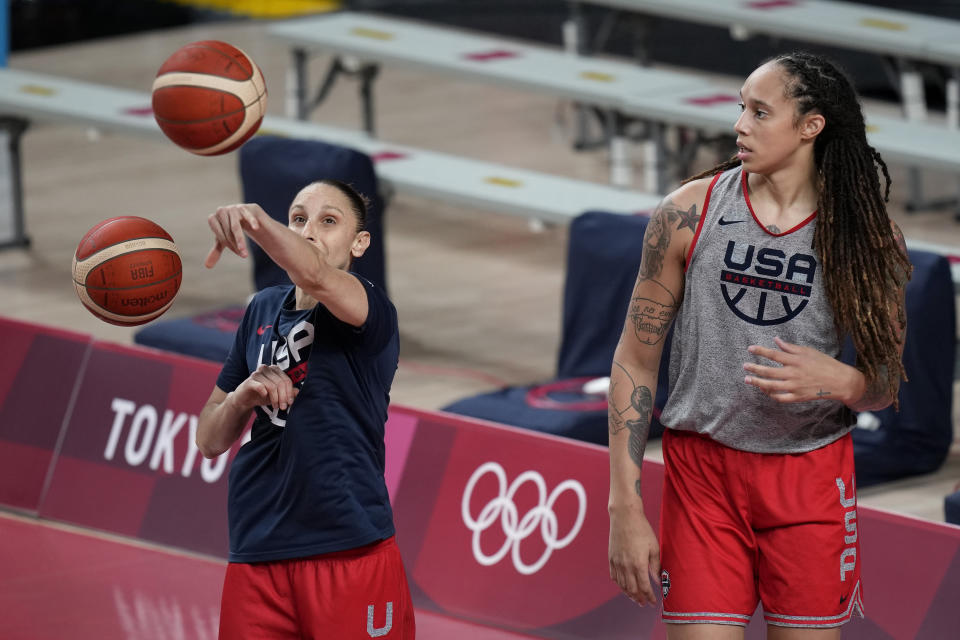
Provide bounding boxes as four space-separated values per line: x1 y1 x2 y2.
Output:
659 167 854 453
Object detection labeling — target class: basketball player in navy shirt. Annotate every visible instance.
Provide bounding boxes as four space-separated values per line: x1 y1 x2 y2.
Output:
197 179 415 639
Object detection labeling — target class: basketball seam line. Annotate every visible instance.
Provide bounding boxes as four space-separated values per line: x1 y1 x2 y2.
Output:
75 235 175 260
85 298 175 324
161 43 254 81
76 268 182 292
154 71 262 86
152 92 266 124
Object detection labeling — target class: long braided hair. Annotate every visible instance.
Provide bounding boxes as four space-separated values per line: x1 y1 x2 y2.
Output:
687 51 912 404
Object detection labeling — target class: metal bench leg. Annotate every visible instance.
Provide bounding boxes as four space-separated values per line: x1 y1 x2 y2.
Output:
607 111 633 188
0 117 31 250
292 55 380 135
564 2 594 152
359 63 380 137
650 123 669 195
948 76 960 222
287 47 309 120
947 67 959 131
898 59 929 212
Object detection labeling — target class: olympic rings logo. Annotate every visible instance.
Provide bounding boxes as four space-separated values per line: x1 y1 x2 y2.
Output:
461 461 587 575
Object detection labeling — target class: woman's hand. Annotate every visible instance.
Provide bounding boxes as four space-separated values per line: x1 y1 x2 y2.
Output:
233 364 299 412
204 204 268 268
743 336 856 404
609 508 661 606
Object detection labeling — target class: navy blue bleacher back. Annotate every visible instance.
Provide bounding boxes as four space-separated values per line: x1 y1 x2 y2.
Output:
239 135 386 292
443 211 670 444
558 211 670 379
946 490 960 525
851 249 955 486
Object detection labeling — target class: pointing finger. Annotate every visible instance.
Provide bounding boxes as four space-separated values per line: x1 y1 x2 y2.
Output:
204 240 224 269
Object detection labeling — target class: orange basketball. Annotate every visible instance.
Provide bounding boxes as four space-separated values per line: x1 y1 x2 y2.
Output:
72 217 182 326
151 40 267 156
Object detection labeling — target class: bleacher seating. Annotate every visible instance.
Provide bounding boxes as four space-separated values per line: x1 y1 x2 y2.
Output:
268 11 960 196
0 67 662 250
579 0 960 126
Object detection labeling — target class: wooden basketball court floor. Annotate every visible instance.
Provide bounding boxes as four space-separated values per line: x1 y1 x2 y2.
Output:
0 16 958 639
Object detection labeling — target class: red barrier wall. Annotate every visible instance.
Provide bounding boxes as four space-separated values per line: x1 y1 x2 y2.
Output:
38 339 234 556
0 317 90 512
1 316 958 639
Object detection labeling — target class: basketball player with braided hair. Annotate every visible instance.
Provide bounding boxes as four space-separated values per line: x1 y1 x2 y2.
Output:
608 52 911 638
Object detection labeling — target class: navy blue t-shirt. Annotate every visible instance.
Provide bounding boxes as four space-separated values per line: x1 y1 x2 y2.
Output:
215 275 398 563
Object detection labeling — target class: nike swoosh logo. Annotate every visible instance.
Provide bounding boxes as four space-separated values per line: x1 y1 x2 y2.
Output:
839 595 848 605
257 324 273 336
718 217 745 226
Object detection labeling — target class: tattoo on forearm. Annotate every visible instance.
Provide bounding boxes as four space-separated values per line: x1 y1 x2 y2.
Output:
609 361 653 477
608 375 626 435
626 384 653 467
629 278 677 345
640 212 669 279
853 365 889 410
639 198 699 280
816 389 831 398
609 361 629 435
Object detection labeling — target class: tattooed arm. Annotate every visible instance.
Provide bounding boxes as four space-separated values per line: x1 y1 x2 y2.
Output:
608 180 707 606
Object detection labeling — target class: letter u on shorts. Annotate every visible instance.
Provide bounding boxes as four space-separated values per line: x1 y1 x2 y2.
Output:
218 537 415 639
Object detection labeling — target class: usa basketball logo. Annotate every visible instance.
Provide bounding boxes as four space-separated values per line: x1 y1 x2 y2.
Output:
720 240 817 326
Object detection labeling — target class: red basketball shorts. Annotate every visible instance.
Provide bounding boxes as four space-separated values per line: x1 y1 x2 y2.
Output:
659 429 864 629
218 537 415 639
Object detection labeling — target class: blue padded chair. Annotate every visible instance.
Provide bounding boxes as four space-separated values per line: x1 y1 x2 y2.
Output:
946 490 960 526
851 249 955 487
442 211 670 445
132 306 245 362
134 136 385 362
